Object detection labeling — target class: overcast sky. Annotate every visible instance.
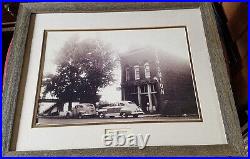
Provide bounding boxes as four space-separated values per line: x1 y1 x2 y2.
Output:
42 28 190 102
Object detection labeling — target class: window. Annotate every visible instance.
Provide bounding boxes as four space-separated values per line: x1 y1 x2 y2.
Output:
129 86 137 94
134 65 140 80
140 85 148 93
151 84 156 92
144 62 150 78
125 67 130 81
119 103 125 106
87 104 94 107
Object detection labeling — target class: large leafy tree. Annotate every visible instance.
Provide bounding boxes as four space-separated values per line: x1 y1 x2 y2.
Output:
42 39 116 110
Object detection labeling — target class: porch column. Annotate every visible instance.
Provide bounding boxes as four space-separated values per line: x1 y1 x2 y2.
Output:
137 86 141 107
147 84 153 113
152 94 157 111
121 88 125 100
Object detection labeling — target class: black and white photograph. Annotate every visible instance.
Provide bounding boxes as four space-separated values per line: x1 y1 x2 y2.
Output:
4 3 245 156
34 27 202 127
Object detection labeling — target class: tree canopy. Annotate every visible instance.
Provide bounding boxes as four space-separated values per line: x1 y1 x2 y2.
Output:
42 39 116 109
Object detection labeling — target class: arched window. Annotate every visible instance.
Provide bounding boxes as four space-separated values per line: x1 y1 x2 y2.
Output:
144 62 150 78
134 65 140 80
125 67 130 81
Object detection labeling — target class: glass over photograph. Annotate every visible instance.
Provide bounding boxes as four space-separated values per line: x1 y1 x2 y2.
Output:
34 27 202 127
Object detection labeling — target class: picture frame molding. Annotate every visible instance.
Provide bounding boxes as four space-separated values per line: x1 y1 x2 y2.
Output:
2 2 244 156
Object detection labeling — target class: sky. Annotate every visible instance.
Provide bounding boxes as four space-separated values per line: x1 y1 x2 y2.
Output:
42 27 190 102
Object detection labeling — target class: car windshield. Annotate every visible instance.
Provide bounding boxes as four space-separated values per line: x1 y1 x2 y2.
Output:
128 101 135 104
77 105 83 108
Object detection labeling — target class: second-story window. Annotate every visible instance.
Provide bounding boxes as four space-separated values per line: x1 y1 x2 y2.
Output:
125 67 130 81
144 62 150 78
134 65 140 80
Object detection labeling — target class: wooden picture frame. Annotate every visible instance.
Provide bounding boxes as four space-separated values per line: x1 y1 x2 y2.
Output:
2 2 244 156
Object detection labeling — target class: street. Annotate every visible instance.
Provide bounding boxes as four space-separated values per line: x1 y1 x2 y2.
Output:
37 115 200 126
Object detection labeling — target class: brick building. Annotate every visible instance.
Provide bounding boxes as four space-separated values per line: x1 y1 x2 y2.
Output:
120 48 200 117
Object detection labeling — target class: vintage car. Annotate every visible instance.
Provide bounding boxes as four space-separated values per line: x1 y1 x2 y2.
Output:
97 101 144 118
65 103 96 119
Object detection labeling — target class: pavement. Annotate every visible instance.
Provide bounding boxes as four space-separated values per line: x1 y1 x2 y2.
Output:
37 115 201 127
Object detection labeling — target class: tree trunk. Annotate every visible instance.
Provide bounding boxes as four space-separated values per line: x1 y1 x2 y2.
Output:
68 101 72 111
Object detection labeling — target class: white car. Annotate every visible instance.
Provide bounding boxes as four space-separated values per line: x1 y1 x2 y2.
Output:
97 101 144 118
65 103 96 119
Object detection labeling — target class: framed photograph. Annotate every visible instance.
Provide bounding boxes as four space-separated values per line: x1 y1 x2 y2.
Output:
3 3 244 156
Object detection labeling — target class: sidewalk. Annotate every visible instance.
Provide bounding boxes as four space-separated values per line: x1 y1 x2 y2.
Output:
141 114 162 118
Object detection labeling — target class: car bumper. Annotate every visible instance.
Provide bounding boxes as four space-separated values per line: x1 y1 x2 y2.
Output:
131 112 144 115
79 112 96 116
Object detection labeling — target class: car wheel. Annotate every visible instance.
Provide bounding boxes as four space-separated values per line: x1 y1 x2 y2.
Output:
78 113 83 119
99 113 105 118
66 113 70 119
133 114 139 118
121 112 128 118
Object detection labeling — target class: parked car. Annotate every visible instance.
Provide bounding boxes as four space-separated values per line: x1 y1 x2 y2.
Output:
65 103 96 119
97 101 143 118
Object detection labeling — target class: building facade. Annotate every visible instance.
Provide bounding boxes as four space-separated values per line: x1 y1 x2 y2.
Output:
120 48 200 117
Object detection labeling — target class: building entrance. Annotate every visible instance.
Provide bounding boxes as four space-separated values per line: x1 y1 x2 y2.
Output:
137 84 158 113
